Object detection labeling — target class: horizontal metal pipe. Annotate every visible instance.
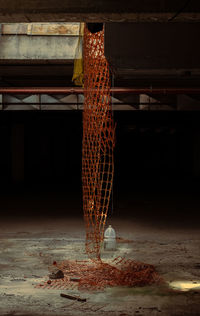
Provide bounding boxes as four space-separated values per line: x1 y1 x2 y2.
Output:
0 102 171 106
0 87 83 94
0 87 200 94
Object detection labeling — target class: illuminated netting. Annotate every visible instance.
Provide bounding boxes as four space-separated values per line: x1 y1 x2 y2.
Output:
82 25 115 260
36 258 162 291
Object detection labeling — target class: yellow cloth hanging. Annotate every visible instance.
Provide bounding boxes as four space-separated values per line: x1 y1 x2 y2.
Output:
72 23 84 87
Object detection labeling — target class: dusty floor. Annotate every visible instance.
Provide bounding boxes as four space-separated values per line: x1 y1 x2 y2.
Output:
0 215 200 316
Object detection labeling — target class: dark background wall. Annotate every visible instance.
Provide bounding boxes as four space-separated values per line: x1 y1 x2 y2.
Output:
0 111 200 223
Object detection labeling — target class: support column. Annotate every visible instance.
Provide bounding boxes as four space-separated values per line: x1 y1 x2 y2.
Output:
11 124 25 184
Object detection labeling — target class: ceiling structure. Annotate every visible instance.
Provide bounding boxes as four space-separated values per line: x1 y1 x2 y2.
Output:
0 0 200 22
0 1 199 110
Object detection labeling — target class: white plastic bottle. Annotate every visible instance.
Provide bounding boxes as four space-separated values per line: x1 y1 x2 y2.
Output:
104 225 116 250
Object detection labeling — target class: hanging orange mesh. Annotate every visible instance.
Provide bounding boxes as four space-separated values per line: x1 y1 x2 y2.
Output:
35 24 163 293
82 25 115 261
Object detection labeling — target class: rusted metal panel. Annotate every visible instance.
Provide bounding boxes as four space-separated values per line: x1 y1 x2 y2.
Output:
1 24 27 34
1 23 80 35
28 23 80 35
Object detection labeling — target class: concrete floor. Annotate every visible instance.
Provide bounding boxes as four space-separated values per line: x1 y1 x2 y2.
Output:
0 214 200 316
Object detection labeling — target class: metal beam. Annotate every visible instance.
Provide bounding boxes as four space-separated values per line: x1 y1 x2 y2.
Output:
0 0 200 22
0 87 200 95
1 23 80 36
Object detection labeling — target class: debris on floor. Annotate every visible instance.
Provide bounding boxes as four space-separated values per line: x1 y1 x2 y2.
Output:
116 237 134 243
49 268 64 280
36 256 163 291
1 218 200 316
60 293 87 302
70 277 81 282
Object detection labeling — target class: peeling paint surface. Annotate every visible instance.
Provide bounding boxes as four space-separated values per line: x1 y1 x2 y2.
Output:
0 35 78 60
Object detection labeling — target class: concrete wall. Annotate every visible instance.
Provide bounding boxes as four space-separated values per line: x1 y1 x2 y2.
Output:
0 35 79 61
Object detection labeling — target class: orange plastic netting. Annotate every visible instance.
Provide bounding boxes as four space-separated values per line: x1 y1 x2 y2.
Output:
36 257 162 291
35 25 163 292
82 25 115 261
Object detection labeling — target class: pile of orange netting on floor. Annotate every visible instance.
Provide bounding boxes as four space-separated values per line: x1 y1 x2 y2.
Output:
36 257 162 291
